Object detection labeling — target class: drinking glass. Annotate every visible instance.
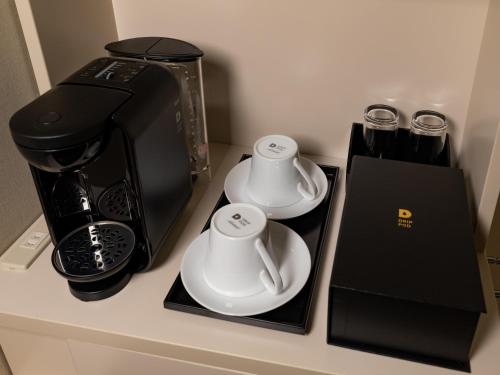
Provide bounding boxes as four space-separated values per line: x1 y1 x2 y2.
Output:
409 110 447 165
363 104 399 159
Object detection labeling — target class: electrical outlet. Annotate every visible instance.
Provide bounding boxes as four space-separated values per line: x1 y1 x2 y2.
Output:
0 216 51 271
20 231 49 250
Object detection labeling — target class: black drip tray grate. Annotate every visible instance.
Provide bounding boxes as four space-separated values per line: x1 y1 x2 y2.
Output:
164 154 339 334
98 181 134 221
53 221 135 281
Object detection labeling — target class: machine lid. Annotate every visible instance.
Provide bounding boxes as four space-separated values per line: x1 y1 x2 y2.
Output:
105 37 203 62
10 84 131 150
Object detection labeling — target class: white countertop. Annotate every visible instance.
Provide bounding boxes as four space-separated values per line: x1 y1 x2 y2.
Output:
0 143 499 375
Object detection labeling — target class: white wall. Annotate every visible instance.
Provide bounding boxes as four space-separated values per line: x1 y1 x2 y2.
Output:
476 122 500 251
113 0 489 160
0 0 41 253
460 0 500 227
29 0 118 86
14 0 118 94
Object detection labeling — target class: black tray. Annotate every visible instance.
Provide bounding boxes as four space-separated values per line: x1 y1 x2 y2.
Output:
347 123 451 176
164 154 339 334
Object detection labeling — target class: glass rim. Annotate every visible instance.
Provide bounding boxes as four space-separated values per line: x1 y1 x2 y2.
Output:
363 104 399 130
411 110 447 135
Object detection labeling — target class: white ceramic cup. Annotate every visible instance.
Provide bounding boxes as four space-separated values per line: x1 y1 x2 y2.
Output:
203 203 283 297
246 135 318 207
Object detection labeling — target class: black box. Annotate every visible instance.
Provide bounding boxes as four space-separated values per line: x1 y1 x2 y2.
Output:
328 156 485 372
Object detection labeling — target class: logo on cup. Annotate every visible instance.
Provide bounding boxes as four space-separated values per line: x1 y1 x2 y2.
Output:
228 213 251 230
266 142 286 154
397 208 413 229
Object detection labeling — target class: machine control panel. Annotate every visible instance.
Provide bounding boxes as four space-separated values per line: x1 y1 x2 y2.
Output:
79 59 147 83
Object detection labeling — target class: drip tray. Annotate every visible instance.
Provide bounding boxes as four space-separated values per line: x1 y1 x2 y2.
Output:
164 154 339 334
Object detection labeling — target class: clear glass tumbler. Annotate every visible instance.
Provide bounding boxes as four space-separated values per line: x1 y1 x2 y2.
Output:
363 104 399 159
409 110 447 165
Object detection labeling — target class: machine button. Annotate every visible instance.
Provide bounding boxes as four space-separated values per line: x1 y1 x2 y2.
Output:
38 111 61 125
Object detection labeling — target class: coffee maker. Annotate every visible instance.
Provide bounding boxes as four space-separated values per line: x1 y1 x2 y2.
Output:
10 57 192 301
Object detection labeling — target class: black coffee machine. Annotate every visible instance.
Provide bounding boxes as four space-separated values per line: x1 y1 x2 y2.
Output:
10 57 192 301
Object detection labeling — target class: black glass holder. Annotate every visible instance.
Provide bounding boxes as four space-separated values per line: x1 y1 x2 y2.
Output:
347 123 451 177
164 154 339 334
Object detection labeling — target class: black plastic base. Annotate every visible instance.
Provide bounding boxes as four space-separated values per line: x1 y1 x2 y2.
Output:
164 154 339 334
68 268 132 301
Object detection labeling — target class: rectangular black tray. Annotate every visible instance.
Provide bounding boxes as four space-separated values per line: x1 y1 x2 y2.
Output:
347 123 451 176
164 154 339 334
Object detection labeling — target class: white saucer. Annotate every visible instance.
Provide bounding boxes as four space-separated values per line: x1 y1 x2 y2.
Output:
224 157 328 219
180 221 311 316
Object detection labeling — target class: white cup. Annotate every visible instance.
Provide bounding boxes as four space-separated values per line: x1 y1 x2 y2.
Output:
203 203 283 297
246 135 318 207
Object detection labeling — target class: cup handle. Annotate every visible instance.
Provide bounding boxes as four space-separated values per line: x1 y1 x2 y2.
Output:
293 157 318 200
255 238 283 295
